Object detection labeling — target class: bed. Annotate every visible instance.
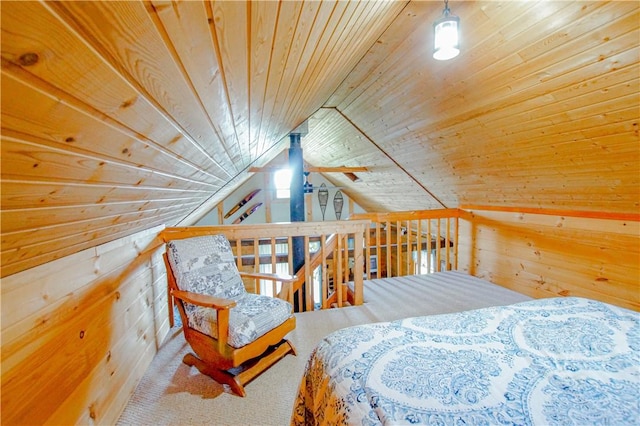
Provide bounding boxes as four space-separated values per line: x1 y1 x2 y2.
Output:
291 295 639 425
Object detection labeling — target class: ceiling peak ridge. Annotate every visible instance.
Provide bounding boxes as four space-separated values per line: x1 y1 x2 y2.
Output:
329 106 448 209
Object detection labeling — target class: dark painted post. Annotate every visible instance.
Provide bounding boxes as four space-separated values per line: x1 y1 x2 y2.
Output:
289 133 306 311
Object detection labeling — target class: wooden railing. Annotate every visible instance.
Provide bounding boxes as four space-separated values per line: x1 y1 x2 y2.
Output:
159 210 460 314
160 220 369 312
349 209 460 279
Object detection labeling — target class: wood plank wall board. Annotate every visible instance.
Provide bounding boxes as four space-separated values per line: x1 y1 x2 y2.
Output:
324 0 428 108
458 208 640 312
302 108 445 212
0 133 219 193
46 0 238 175
208 0 251 166
0 226 168 425
277 1 406 134
0 180 207 211
468 226 637 300
317 1 640 215
0 71 226 191
380 3 618 131
250 0 305 157
0 72 222 185
149 0 242 168
39 255 168 426
1 227 163 369
1 198 200 236
1 210 183 277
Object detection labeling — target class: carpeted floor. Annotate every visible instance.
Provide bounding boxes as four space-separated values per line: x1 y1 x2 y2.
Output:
116 272 531 426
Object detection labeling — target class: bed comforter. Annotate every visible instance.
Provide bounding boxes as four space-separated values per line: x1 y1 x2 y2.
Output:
291 297 639 425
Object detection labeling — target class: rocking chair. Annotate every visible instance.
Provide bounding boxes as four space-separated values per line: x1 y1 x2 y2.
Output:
164 234 297 396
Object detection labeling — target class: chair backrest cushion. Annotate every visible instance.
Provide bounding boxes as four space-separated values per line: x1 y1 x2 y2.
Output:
166 234 246 301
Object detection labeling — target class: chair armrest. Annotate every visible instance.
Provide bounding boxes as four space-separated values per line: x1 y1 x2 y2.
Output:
171 289 235 351
239 271 297 304
171 289 236 310
276 281 294 305
239 271 297 282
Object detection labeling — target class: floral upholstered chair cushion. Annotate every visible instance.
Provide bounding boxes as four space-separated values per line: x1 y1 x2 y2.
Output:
167 234 246 301
167 234 294 348
188 293 293 348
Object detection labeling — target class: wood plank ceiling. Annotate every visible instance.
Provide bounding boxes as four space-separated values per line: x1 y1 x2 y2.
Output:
1 1 639 277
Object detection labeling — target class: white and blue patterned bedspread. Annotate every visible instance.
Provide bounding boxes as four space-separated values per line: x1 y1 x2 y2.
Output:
291 297 639 425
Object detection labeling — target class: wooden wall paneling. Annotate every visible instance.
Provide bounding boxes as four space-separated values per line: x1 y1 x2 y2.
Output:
254 1 305 155
45 248 167 426
2 197 200 236
469 219 637 281
303 109 443 212
1 226 163 363
247 1 281 161
458 208 639 311
0 187 199 254
433 3 603 111
481 258 638 313
481 244 637 304
149 0 242 167
0 71 220 185
415 3 616 127
283 1 402 128
208 1 251 167
290 0 356 134
260 0 326 149
0 133 218 193
477 71 639 147
47 0 236 175
328 1 639 214
1 210 180 278
278 0 342 132
0 2 229 181
1 226 168 425
430 63 638 162
325 0 419 108
0 180 205 211
372 19 634 146
332 2 490 116
450 74 637 155
437 73 638 171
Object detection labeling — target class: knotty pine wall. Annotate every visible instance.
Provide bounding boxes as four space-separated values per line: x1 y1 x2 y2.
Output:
1 225 168 425
457 207 639 312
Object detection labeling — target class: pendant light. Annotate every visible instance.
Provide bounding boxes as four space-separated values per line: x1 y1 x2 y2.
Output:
433 0 460 61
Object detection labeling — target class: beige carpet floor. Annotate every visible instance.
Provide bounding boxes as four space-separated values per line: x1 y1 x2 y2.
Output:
116 272 531 426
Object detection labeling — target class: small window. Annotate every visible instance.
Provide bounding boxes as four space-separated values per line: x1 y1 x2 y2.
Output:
274 169 292 199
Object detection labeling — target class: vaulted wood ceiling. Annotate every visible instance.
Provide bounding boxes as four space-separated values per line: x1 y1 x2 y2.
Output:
2 1 639 277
